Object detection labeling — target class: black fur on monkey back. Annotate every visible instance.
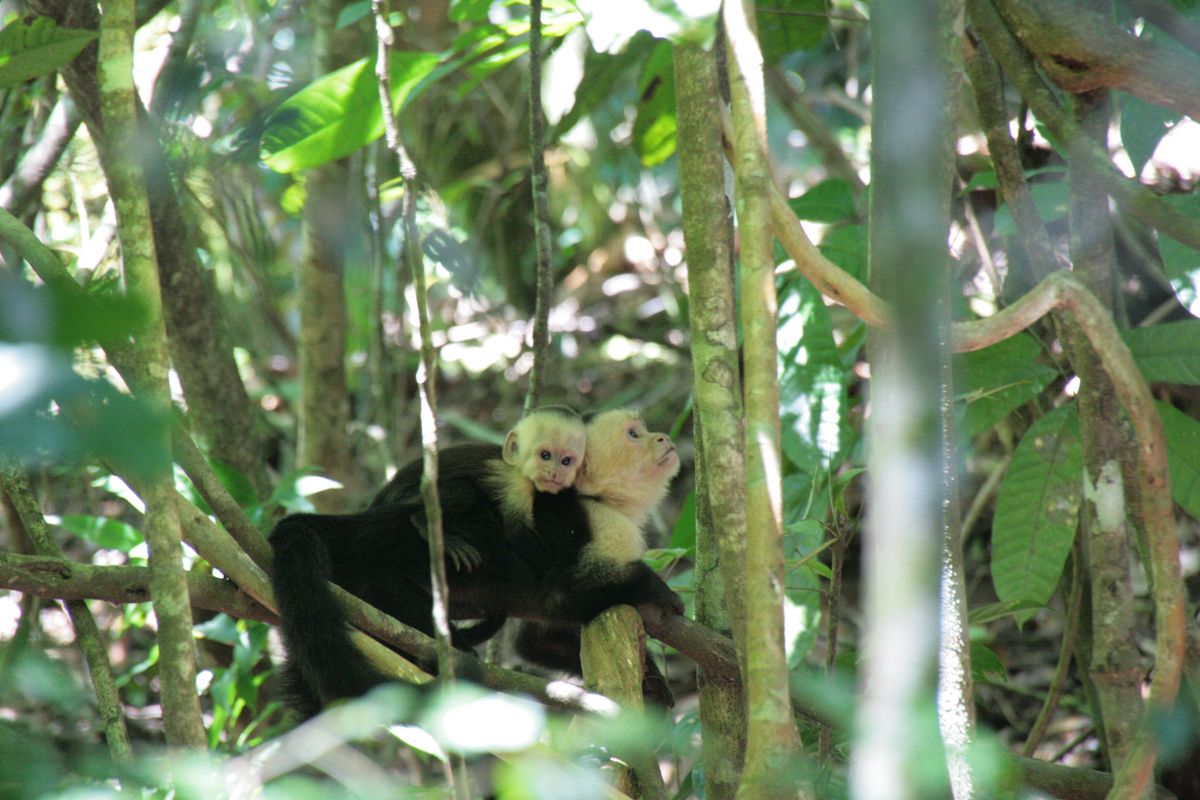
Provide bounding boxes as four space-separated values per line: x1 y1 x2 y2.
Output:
269 509 397 712
269 444 540 716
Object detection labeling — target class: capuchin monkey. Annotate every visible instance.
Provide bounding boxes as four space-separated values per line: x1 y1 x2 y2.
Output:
372 406 587 572
270 406 685 717
269 407 587 718
511 409 683 705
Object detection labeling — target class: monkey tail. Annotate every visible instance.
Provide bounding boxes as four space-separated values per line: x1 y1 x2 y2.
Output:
269 514 389 716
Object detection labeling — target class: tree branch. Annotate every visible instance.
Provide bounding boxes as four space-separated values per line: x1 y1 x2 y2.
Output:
990 0 1200 119
0 551 277 624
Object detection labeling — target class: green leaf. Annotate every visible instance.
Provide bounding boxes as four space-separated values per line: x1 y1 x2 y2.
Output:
1119 92 1179 176
0 17 97 89
667 489 697 550
817 224 866 282
992 405 1082 624
550 35 653 142
449 0 494 23
969 643 1008 684
955 333 1057 437
633 41 677 167
778 274 850 473
58 514 144 552
1157 195 1200 317
261 52 440 173
335 2 372 29
1124 320 1200 385
758 0 829 63
1157 402 1200 520
994 180 1069 237
789 178 856 223
968 598 1047 626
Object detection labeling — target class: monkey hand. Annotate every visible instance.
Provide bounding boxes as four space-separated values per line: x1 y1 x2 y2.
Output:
636 571 686 616
446 540 483 573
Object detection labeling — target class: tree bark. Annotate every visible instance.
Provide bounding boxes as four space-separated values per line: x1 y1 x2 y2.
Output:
724 0 809 795
675 37 747 800
297 1 356 512
851 0 955 796
93 0 205 748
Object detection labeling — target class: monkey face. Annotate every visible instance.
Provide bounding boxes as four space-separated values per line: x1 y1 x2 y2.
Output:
503 411 587 494
575 410 679 519
526 436 584 493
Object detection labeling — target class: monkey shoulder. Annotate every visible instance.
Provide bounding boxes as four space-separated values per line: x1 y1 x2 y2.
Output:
579 499 646 565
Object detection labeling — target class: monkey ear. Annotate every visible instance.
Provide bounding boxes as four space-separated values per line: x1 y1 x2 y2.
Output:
502 430 521 465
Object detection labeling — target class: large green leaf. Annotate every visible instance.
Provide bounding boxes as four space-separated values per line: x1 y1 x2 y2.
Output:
789 178 856 223
1157 195 1200 317
778 274 850 473
0 17 96 88
994 180 1069 237
633 41 676 167
992 405 1082 623
260 52 440 173
57 514 144 552
758 0 829 63
549 36 652 142
1119 92 1179 176
956 333 1057 437
1158 402 1200 520
817 224 866 282
1124 320 1200 385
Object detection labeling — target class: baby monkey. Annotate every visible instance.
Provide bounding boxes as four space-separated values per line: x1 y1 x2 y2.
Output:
380 406 586 571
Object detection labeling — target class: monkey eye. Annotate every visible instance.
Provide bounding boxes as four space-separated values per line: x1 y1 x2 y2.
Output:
540 450 552 461
561 456 573 466
627 428 640 439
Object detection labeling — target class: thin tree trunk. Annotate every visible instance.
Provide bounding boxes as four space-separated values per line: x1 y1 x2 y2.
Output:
933 3 976 798
724 0 808 795
675 37 747 800
851 0 955 795
298 1 355 512
94 0 205 747
1066 85 1144 775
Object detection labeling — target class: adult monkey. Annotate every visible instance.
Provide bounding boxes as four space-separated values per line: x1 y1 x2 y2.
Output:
270 407 586 717
269 407 684 716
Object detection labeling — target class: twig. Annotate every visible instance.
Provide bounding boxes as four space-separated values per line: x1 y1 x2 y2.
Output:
524 0 554 412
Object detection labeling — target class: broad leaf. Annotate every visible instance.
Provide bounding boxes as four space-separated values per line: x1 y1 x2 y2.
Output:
818 224 866 282
992 405 1082 623
58 514 143 552
633 41 676 167
956 333 1057 437
778 274 850 473
1124 320 1200 385
0 17 96 88
758 0 829 62
550 34 654 142
261 52 440 173
1119 92 1178 176
1157 195 1200 317
1157 402 1200 520
789 178 856 223
994 180 1069 237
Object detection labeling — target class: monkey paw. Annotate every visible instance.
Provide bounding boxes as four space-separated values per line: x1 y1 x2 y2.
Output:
446 541 483 572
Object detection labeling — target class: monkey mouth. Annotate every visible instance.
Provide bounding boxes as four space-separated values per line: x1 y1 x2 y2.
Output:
656 447 677 466
538 477 566 492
